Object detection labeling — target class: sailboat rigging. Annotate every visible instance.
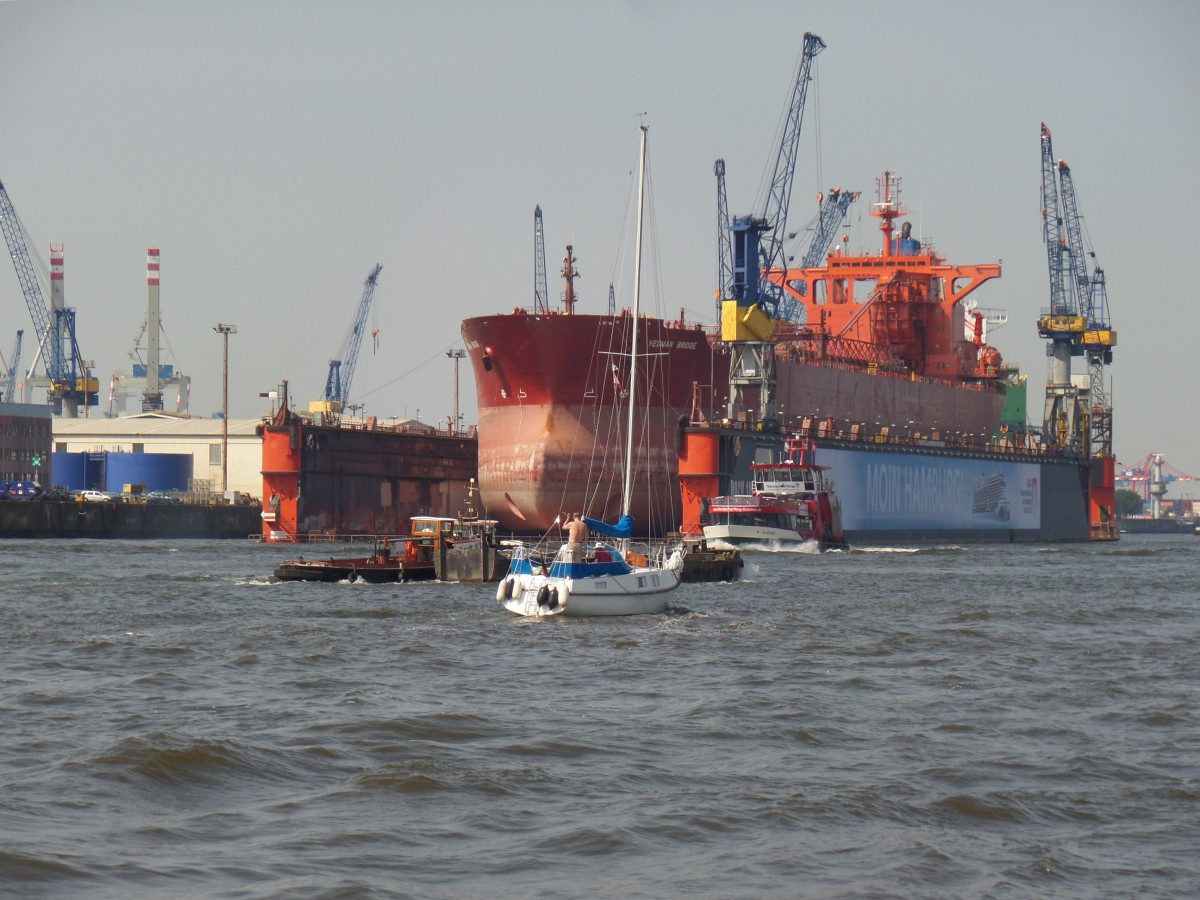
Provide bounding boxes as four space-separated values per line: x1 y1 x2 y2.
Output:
497 125 685 617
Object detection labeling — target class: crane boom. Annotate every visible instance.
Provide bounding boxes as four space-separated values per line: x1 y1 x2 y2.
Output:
800 188 858 267
714 159 733 316
0 183 54 343
1057 161 1112 333
760 32 825 322
322 264 382 413
0 178 93 410
1056 159 1092 322
1 329 23 403
1040 125 1074 318
533 206 549 314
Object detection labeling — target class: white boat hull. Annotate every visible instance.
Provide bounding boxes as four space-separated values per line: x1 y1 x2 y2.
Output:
497 548 684 618
702 523 810 548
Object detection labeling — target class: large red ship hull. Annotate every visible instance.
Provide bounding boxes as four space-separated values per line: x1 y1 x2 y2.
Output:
461 311 1006 533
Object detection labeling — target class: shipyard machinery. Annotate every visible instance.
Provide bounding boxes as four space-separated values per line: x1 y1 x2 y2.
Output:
1038 123 1117 538
533 206 550 314
0 179 98 415
0 329 22 403
798 188 859 268
716 32 825 428
311 263 382 420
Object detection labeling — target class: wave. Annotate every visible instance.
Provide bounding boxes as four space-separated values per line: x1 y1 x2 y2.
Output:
85 732 310 788
0 848 90 883
852 545 964 554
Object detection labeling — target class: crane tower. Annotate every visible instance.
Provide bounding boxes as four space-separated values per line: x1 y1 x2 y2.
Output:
1037 123 1117 539
311 264 382 421
0 179 98 415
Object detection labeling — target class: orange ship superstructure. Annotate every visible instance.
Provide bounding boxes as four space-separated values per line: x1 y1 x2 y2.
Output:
766 170 1005 410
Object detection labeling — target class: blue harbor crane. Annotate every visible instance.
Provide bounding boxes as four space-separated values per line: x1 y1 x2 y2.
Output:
753 31 826 323
1056 152 1116 470
0 178 96 415
799 187 859 268
714 158 733 317
316 263 382 420
1037 123 1117 539
1 329 23 403
720 32 825 428
1037 123 1087 451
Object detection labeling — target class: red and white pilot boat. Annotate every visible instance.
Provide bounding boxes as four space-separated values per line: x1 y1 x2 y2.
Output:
702 437 848 551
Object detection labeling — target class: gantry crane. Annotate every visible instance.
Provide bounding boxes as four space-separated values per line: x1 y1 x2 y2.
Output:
311 263 382 420
1 329 23 403
533 205 550 314
1123 453 1197 517
0 178 97 415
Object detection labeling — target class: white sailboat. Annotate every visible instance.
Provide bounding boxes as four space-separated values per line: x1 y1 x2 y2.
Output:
497 125 684 617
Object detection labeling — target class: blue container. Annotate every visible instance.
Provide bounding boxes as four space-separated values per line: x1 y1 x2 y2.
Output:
50 452 90 490
104 454 193 492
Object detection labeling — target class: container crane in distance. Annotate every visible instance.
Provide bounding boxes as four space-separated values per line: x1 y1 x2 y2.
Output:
1 329 23 403
310 263 382 421
0 178 98 415
1121 454 1198 519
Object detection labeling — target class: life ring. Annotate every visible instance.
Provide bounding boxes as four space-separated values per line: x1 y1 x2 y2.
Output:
536 585 550 608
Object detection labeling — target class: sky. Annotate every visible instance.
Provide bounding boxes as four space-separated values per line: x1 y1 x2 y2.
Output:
2 0 1198 481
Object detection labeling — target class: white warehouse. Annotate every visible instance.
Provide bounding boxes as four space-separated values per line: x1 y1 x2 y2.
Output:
52 412 263 498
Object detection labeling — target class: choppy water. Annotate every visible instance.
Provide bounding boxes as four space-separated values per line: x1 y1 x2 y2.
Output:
2 535 1197 898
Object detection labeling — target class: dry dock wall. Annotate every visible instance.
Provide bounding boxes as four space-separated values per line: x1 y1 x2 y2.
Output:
0 501 261 539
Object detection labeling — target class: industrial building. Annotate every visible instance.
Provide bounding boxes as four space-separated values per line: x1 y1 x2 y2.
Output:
51 412 262 498
0 401 53 484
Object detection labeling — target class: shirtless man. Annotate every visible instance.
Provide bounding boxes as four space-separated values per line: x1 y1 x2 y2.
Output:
562 512 589 562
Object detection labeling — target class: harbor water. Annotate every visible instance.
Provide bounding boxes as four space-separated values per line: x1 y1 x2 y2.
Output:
2 536 1197 898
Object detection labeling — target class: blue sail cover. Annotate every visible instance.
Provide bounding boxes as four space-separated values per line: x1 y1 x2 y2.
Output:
583 514 634 539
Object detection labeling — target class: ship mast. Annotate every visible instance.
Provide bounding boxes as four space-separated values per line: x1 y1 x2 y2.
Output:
621 124 648 519
561 245 579 314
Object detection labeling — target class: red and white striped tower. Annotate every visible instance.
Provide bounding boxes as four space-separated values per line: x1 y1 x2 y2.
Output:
49 244 65 311
144 247 163 410
48 244 80 415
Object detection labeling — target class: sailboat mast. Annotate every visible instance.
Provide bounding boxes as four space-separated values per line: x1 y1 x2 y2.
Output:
622 124 648 519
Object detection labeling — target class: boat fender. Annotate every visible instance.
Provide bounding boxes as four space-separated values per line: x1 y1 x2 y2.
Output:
557 584 569 609
496 578 510 603
547 586 560 611
536 585 550 608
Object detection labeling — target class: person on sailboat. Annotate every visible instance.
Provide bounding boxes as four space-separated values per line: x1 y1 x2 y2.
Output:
562 513 589 563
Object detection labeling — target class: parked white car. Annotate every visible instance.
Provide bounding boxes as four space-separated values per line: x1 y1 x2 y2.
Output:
78 490 114 502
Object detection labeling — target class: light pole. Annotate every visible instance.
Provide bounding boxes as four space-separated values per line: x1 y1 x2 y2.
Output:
446 348 464 435
214 324 236 494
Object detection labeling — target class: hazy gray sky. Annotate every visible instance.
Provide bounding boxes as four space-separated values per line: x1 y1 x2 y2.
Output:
2 0 1198 479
